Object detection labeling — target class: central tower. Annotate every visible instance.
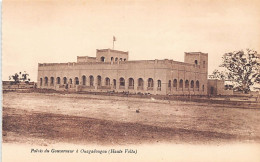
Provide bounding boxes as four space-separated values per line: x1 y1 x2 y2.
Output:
96 49 129 63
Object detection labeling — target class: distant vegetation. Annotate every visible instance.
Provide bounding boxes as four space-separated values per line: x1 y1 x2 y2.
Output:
209 49 260 93
9 71 30 84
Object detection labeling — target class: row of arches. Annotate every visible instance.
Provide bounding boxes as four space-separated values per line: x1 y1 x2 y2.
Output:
40 76 161 91
40 76 89 86
39 76 203 91
169 79 199 88
100 56 127 62
168 79 204 91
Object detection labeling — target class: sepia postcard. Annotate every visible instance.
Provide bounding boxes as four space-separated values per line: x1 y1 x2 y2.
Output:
2 0 260 161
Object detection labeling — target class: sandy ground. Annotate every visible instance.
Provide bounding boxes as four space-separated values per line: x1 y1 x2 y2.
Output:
2 92 260 161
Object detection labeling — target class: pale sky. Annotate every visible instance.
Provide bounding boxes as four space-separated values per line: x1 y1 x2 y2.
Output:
3 0 260 81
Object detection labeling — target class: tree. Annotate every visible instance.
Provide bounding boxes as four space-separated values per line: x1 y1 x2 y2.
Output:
9 73 20 84
9 71 31 84
210 49 260 93
209 69 227 80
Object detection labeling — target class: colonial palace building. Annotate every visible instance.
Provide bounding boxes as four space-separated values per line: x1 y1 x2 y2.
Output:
38 49 208 95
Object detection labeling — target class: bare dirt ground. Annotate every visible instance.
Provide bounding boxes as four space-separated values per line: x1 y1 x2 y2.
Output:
2 92 260 146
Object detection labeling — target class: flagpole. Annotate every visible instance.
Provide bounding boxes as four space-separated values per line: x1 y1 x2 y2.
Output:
113 36 116 50
113 39 114 49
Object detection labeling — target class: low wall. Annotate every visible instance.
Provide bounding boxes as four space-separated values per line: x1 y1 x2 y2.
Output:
3 84 35 90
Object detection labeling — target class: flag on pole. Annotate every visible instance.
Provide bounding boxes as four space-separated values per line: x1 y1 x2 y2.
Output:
113 36 116 49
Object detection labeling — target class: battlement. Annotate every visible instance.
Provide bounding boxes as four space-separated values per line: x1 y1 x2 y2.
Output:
77 56 96 63
97 49 128 55
96 48 129 62
38 58 202 71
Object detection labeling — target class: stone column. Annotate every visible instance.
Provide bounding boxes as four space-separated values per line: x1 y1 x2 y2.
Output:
125 78 129 91
134 78 138 93
116 78 119 91
94 77 97 90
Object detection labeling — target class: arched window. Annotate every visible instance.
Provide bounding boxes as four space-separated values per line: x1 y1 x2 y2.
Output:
179 79 183 88
97 75 101 86
185 80 189 88
40 78 43 86
128 78 134 89
120 58 122 61
148 78 154 87
190 80 194 88
119 77 125 86
202 85 204 91
75 77 79 85
195 60 198 65
101 56 105 62
138 78 144 90
113 79 116 88
168 80 171 88
111 57 114 62
196 80 199 89
89 75 94 86
203 61 206 68
82 75 86 85
124 59 126 61
115 58 118 62
173 79 177 87
50 77 54 85
63 77 67 84
138 78 144 87
69 78 72 84
56 77 60 84
157 80 161 87
105 77 110 86
44 77 48 86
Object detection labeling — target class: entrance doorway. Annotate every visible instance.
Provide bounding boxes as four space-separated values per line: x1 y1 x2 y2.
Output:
210 87 214 95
